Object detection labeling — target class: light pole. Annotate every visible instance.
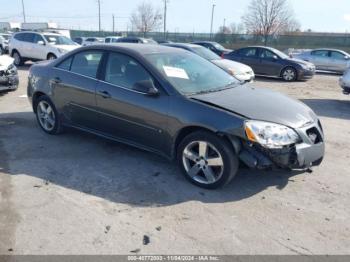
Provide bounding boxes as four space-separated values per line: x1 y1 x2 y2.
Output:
21 0 26 23
163 0 169 39
97 0 101 33
210 4 216 40
112 14 115 33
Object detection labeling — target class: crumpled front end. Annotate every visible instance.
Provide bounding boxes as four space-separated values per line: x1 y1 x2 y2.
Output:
238 120 325 170
0 64 19 92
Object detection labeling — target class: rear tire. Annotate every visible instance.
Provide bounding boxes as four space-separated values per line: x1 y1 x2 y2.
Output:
0 46 3 55
281 67 297 81
177 131 239 189
34 95 63 135
12 51 24 66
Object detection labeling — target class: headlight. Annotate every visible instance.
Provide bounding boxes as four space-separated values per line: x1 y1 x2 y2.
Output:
245 121 300 149
58 48 67 54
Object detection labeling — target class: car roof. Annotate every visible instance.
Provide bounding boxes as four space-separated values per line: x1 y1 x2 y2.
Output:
311 48 347 53
164 43 200 49
80 43 185 55
192 41 217 44
14 31 62 36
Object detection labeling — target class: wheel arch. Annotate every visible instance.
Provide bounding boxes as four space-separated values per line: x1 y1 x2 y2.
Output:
47 53 57 60
173 126 240 160
11 48 19 56
32 91 48 113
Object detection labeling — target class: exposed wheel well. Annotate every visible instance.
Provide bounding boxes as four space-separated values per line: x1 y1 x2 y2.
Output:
47 53 57 59
32 92 47 113
11 49 19 56
173 126 239 159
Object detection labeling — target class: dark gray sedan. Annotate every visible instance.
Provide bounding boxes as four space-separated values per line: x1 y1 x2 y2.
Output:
28 44 325 189
224 46 316 81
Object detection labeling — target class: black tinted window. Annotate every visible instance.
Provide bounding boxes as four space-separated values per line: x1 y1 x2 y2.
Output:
311 50 329 57
260 49 276 59
57 57 73 71
23 33 35 43
33 34 44 44
70 51 103 78
240 48 257 57
14 33 24 41
105 38 111 43
104 52 152 90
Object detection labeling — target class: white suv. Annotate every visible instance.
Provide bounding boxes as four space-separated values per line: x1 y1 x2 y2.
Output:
0 33 11 55
9 31 80 66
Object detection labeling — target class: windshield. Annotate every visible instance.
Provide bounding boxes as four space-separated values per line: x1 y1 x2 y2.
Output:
43 35 77 45
145 52 239 95
192 46 221 61
270 48 289 59
213 43 226 51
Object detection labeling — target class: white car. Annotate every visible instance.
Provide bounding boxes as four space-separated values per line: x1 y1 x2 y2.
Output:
105 36 121 43
0 33 11 54
9 31 79 66
82 37 104 46
0 55 18 92
340 68 350 94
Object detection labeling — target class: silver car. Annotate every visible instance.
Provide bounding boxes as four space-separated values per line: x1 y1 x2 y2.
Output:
339 68 350 94
295 49 350 73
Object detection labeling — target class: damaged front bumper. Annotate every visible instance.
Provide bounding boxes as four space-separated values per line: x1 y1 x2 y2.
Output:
0 69 19 92
238 121 325 170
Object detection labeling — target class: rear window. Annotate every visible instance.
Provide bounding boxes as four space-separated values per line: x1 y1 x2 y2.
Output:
70 51 103 78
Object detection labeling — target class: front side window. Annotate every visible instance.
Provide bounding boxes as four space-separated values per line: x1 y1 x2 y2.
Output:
104 52 153 90
330 51 346 60
57 57 73 71
312 50 329 57
145 51 239 95
260 49 276 59
70 51 103 78
33 34 45 44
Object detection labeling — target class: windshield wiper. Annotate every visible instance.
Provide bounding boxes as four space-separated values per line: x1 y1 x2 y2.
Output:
187 82 238 96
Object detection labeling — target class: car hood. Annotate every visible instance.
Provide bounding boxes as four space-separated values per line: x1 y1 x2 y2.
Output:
286 57 314 67
212 59 253 73
190 84 318 129
0 55 14 70
54 44 80 51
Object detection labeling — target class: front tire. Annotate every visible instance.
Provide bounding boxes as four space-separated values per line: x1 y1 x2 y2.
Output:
47 54 57 60
177 131 239 189
12 51 24 66
281 67 297 81
35 95 63 135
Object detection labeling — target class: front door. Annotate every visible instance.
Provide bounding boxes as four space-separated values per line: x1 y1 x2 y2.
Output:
95 52 169 153
257 48 282 76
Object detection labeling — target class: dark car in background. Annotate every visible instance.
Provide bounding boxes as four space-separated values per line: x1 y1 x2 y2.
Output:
224 46 316 81
117 37 158 44
27 44 325 189
162 43 254 82
192 41 232 57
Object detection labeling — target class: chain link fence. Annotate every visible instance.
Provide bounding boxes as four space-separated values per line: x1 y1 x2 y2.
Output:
70 30 350 52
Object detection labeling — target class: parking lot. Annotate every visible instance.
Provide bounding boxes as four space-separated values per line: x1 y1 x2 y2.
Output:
0 65 350 255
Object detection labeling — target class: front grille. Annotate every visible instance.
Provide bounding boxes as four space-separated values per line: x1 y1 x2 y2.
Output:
306 127 323 144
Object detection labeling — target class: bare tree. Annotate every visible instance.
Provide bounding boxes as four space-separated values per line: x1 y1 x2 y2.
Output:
130 1 163 37
218 26 231 34
242 0 299 45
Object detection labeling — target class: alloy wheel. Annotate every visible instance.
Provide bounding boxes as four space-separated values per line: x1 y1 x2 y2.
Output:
37 101 56 132
283 69 296 81
182 141 224 185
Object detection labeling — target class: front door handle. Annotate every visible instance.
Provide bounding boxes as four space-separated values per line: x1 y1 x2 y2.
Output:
98 90 111 99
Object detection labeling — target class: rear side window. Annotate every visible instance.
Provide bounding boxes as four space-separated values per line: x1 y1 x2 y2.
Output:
14 33 25 41
239 48 257 57
70 51 103 78
105 38 111 43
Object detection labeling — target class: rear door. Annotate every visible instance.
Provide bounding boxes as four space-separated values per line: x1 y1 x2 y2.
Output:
94 51 169 153
236 48 260 73
51 50 104 129
309 50 330 70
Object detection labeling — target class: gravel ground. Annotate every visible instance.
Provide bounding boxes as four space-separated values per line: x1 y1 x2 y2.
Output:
0 65 349 255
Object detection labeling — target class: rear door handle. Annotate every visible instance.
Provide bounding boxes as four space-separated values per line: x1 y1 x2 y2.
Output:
98 90 111 99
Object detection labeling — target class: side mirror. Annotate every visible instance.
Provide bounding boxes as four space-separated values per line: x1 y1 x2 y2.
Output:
37 40 45 46
272 55 278 60
345 56 349 60
133 80 159 96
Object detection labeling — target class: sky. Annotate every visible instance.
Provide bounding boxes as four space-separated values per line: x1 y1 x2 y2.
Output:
0 0 350 33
